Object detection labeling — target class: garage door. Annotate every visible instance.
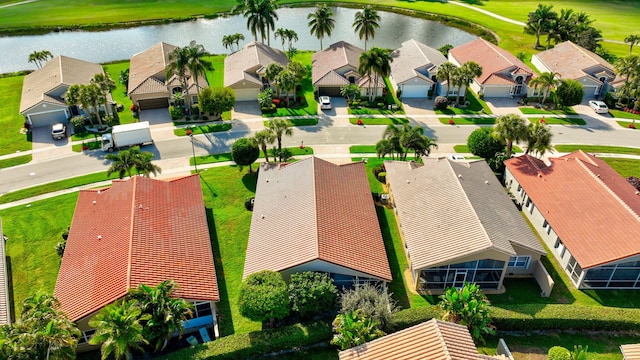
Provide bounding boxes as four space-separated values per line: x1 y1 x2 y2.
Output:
28 110 67 128
401 85 430 98
582 86 598 101
138 98 169 110
482 86 511 98
234 88 259 102
318 87 342 97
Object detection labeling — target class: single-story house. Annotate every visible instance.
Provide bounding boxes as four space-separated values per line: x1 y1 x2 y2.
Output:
385 157 545 293
243 157 392 287
621 344 640 360
128 42 208 110
449 38 537 98
531 40 625 99
54 175 220 351
312 41 384 98
505 151 640 290
389 39 447 99
224 41 289 102
19 55 113 127
339 318 510 360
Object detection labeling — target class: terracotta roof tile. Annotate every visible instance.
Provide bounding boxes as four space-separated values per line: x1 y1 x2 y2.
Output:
244 157 392 281
54 175 219 322
505 151 640 268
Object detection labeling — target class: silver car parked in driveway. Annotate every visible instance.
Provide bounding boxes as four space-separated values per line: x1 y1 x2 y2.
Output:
51 123 67 140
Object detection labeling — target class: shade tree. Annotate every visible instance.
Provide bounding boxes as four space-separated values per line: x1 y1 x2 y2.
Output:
231 137 260 173
289 272 338 319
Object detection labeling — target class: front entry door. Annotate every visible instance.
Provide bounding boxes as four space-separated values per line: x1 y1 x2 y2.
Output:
453 270 468 288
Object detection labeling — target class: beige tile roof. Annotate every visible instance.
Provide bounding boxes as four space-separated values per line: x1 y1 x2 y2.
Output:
243 157 392 281
385 158 522 270
621 344 640 359
20 55 105 113
312 41 363 85
224 41 289 88
128 42 176 96
450 38 535 85
390 39 447 85
533 41 616 82
505 151 640 269
339 319 487 360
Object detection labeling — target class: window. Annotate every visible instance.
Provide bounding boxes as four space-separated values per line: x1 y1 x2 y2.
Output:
566 256 583 283
525 198 534 213
77 329 96 345
508 256 531 269
192 301 213 318
543 220 552 234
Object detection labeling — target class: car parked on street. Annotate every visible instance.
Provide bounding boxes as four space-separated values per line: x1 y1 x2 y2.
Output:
51 122 67 140
319 96 332 110
589 100 609 114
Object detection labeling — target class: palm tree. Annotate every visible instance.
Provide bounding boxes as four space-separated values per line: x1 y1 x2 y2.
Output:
274 69 298 107
127 280 194 352
615 55 640 99
89 300 150 360
275 28 288 52
222 35 234 52
399 124 437 160
375 139 395 159
186 41 213 118
28 50 53 68
353 5 380 51
358 47 392 102
266 118 294 162
456 62 482 104
133 149 162 177
381 124 402 159
529 72 559 104
625 34 640 54
236 0 278 45
106 148 138 178
307 4 335 50
84 83 106 127
524 122 554 157
524 4 557 49
233 33 246 50
166 46 191 106
91 73 116 117
254 129 275 163
492 113 528 158
436 62 458 99
340 83 360 102
285 29 298 53
65 84 94 126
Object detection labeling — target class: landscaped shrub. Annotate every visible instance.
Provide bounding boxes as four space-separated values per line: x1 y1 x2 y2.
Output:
467 127 505 159
69 115 87 134
390 306 440 331
556 79 584 107
434 96 448 110
169 105 184 120
289 272 338 319
377 172 386 183
339 283 398 331
547 346 571 360
239 270 290 325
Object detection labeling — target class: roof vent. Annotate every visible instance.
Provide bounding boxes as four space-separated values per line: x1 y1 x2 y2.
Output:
485 180 489 185
458 174 462 178
97 235 102 240
139 204 143 209
97 190 101 195
92 200 96 205
538 174 543 178
266 179 269 183
636 191 640 196
406 179 410 184
261 214 265 219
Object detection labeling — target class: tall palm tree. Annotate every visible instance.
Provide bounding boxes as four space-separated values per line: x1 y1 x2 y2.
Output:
106 148 137 178
353 5 380 51
84 83 106 127
524 122 554 157
381 124 402 159
358 47 392 101
222 35 234 52
614 55 640 99
456 62 482 104
274 69 298 107
266 118 294 162
186 40 213 118
492 113 528 158
399 123 437 160
236 0 278 45
65 84 94 126
166 46 191 106
625 34 640 54
254 129 275 163
529 72 559 104
28 50 53 68
233 33 246 50
308 4 335 50
524 4 557 49
127 280 194 352
89 300 150 360
285 29 299 53
275 28 288 52
91 73 116 117
436 62 458 98
133 149 162 177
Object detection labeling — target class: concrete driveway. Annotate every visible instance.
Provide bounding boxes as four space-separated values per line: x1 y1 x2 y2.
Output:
232 101 261 120
138 108 172 126
484 97 521 115
31 125 73 161
401 98 435 115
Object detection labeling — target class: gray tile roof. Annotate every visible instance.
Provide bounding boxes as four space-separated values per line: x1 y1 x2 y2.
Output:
385 158 542 270
224 41 289 88
390 39 447 85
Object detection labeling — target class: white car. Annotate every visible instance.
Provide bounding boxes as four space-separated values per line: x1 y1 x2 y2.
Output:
589 100 609 114
319 96 332 110
51 122 67 140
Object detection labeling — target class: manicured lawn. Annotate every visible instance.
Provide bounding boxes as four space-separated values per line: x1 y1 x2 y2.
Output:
609 109 640 120
71 130 109 141
0 193 78 316
0 75 30 155
191 153 234 166
348 106 403 115
103 61 135 125
0 154 31 169
350 145 376 154
435 90 492 115
71 140 101 152
554 145 640 156
349 117 409 125
438 117 495 125
529 117 586 125
203 55 225 88
263 118 318 127
519 107 577 115
264 51 317 117
174 122 232 136
198 166 262 335
454 144 522 154
602 158 640 178
616 121 639 130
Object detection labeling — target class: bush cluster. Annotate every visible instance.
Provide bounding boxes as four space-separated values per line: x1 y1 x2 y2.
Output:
434 96 448 110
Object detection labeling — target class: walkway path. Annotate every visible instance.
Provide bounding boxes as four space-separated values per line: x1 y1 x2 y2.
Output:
0 0 37 9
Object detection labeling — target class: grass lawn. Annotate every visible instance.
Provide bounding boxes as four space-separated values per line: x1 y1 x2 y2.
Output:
350 145 375 154
192 147 313 166
438 117 495 125
174 122 232 136
454 144 522 154
203 55 225 88
609 109 640 120
554 145 640 156
519 107 577 115
198 166 262 335
0 154 31 169
532 117 586 125
71 140 101 152
435 90 492 115
103 61 135 125
263 51 317 117
349 117 409 125
616 121 639 130
0 75 30 155
71 130 109 142
0 193 78 316
601 158 640 178
263 118 318 127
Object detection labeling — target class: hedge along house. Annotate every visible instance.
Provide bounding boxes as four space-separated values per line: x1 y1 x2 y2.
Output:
128 42 208 110
312 41 385 98
243 157 392 287
505 151 640 290
531 41 625 100
54 175 220 352
224 41 289 102
385 158 545 293
19 55 114 128
388 39 447 99
448 38 537 98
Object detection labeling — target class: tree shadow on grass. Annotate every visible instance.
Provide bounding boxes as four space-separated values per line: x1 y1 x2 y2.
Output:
206 207 234 337
241 172 258 192
375 205 410 309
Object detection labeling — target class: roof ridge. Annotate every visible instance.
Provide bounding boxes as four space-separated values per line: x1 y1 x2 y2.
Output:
432 320 453 360
126 177 138 290
311 157 321 259
576 157 640 221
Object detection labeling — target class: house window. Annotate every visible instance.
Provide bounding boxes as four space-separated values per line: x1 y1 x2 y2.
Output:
77 329 96 345
192 301 213 318
348 76 356 84
419 259 504 291
525 198 534 213
543 220 552 234
508 256 531 269
566 256 583 284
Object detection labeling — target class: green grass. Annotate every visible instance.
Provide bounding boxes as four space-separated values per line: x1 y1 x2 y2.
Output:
263 118 318 127
198 166 262 335
435 90 492 115
263 51 317 117
533 117 586 125
438 117 495 125
0 154 31 168
602 158 640 178
519 106 577 115
203 55 225 88
0 172 116 205
174 122 232 136
71 130 108 141
191 147 313 166
454 144 522 154
349 117 409 125
609 109 640 120
616 121 639 130
350 145 376 154
71 140 101 152
259 146 313 158
0 193 78 316
554 145 640 155
103 61 135 125
0 76 30 155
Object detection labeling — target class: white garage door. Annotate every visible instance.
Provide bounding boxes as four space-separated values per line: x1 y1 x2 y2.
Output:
234 88 259 102
401 85 430 98
482 86 511 98
28 110 67 127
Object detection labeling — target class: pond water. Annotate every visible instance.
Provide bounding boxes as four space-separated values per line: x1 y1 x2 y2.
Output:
0 7 476 74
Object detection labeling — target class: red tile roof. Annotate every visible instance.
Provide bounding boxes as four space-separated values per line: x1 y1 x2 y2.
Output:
244 157 392 281
54 175 219 322
505 151 640 268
